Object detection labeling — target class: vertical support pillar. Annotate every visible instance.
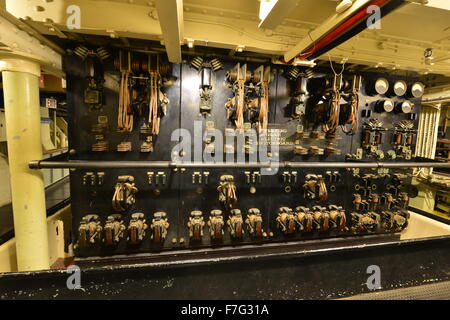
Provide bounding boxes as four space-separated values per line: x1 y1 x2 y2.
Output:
1 58 49 271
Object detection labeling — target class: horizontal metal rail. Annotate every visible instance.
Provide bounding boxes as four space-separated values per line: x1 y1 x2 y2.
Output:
29 160 450 170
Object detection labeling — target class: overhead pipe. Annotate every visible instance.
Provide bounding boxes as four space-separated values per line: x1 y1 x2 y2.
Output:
299 0 391 60
283 0 405 63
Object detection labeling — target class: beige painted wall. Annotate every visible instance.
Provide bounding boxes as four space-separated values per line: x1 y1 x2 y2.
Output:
0 152 11 207
0 205 71 273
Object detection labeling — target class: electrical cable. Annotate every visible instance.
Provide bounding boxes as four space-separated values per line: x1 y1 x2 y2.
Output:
341 88 359 135
322 54 349 134
117 71 133 132
149 71 160 135
327 53 346 76
257 81 269 132
322 88 341 134
318 178 328 202
235 79 245 129
297 30 318 60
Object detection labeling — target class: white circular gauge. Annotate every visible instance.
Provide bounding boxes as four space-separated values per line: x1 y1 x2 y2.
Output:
393 80 407 96
411 82 425 98
400 101 413 113
383 99 394 112
375 78 389 95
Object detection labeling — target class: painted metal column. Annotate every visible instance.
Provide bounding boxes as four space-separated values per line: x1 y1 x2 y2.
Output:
1 58 49 271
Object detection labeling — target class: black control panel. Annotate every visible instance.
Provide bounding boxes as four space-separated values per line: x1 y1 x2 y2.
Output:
65 50 422 257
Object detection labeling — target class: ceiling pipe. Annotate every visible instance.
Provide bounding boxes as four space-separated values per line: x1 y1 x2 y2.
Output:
300 0 390 60
282 0 405 64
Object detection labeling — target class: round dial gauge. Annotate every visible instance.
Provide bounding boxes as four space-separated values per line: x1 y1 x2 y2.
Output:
383 99 394 112
399 100 413 113
375 78 389 95
393 80 407 96
411 82 425 98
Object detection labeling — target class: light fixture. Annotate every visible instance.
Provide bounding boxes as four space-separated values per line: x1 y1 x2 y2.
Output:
259 0 278 21
187 39 194 49
236 45 245 53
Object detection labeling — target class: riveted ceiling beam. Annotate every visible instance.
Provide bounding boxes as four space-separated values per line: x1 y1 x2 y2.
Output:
5 0 450 76
258 0 300 29
0 8 62 76
154 0 184 63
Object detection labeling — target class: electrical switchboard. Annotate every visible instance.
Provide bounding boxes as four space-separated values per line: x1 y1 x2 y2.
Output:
65 49 422 257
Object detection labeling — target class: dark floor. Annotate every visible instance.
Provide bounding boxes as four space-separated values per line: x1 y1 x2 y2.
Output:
0 176 70 245
0 177 449 300
341 280 450 300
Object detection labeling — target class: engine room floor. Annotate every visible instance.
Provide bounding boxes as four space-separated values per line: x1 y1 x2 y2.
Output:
340 280 450 300
0 177 71 246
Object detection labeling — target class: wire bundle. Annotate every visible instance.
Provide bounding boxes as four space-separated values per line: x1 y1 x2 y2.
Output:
322 54 347 135
338 212 347 230
322 89 341 134
235 79 245 130
117 72 133 132
149 71 160 135
318 178 328 203
218 180 237 210
341 89 359 135
112 179 138 212
257 82 269 132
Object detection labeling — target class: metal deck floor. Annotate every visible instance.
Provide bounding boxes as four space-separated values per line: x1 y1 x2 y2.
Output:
0 176 70 245
340 281 450 300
